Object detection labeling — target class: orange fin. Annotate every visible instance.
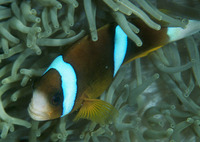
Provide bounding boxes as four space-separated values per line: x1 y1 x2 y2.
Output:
74 99 118 124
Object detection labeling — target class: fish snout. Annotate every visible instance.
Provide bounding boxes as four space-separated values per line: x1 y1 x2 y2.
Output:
28 102 50 121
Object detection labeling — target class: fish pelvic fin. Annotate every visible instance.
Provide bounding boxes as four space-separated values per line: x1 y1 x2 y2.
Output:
73 98 118 124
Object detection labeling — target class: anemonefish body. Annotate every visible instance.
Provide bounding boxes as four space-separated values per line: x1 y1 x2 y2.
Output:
28 20 200 123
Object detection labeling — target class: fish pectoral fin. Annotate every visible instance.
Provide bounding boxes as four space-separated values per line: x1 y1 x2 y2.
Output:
73 98 118 124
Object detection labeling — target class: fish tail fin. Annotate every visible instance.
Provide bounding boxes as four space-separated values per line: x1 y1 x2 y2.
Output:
73 98 118 124
167 20 200 42
124 19 200 64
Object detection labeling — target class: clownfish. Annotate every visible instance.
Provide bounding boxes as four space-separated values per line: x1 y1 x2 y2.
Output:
28 19 200 123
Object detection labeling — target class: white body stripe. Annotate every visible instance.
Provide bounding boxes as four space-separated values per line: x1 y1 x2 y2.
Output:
44 55 77 116
113 25 128 76
167 20 200 42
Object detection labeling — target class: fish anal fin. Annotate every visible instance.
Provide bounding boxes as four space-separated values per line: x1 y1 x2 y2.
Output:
74 98 118 124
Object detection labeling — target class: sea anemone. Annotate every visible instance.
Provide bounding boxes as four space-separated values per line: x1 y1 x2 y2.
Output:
0 0 200 141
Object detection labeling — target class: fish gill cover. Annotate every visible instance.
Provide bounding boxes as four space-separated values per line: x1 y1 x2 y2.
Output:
0 0 200 141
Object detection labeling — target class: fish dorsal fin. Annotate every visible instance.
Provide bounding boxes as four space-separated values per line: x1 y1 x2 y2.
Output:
74 98 118 124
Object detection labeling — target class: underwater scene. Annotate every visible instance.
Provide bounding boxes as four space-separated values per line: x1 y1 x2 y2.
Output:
0 0 200 141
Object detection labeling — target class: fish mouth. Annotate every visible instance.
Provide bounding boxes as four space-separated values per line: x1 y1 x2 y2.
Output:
28 103 50 121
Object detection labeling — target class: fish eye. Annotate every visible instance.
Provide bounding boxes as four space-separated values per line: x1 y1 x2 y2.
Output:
51 93 62 106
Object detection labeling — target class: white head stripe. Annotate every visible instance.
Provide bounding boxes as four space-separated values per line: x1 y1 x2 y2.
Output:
113 25 128 76
44 55 77 116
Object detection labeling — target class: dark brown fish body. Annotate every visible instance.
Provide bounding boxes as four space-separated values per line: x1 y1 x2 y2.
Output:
62 22 168 111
